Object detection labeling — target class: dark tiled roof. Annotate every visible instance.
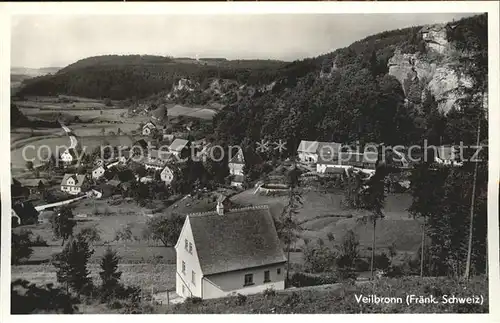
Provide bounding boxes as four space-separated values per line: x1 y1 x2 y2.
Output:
188 205 286 275
133 139 149 150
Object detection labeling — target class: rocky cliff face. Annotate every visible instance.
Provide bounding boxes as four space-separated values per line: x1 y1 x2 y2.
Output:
388 23 476 114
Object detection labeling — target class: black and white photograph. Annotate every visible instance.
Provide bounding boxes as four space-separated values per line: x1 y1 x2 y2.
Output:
1 1 499 318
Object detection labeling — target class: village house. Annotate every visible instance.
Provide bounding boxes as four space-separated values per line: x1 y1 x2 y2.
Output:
17 178 50 195
435 146 462 166
138 148 173 171
169 138 190 158
151 106 168 125
92 165 106 180
228 147 245 187
316 151 378 173
297 140 319 163
118 150 131 165
297 141 342 164
175 202 286 300
160 165 176 185
94 158 105 167
61 173 89 195
90 183 117 199
60 148 83 166
142 121 157 136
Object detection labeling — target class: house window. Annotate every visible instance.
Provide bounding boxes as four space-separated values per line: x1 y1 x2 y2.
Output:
189 242 193 254
277 268 281 275
182 261 186 274
185 239 188 250
192 270 196 285
244 274 254 286
264 270 270 283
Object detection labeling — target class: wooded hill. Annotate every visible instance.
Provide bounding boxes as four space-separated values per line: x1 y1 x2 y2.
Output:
16 14 487 150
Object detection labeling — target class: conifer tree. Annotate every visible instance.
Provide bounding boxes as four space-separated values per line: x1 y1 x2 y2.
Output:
52 206 76 246
357 168 386 278
53 235 94 296
99 247 122 301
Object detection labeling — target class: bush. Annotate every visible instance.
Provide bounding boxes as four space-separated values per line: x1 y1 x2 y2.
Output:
280 292 301 309
31 235 49 247
12 230 33 265
289 272 337 288
185 297 203 305
373 253 391 271
386 264 405 278
236 293 247 305
11 279 80 314
76 226 102 245
303 242 336 273
263 288 276 298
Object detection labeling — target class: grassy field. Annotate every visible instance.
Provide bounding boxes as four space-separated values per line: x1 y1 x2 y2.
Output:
167 104 217 120
11 263 176 294
19 106 129 123
11 134 137 170
231 189 422 253
10 192 230 296
12 201 178 294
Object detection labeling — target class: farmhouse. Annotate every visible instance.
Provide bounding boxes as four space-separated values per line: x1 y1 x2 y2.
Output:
60 148 82 166
17 178 50 195
139 149 173 170
435 146 462 166
160 165 176 185
169 138 190 158
317 151 378 173
151 105 168 125
229 147 245 187
118 150 131 165
142 121 157 136
90 183 116 199
92 165 106 180
229 147 245 176
61 173 89 195
297 140 319 163
175 203 286 300
297 141 342 164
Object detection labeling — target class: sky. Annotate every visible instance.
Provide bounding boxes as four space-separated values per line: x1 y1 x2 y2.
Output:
11 13 478 68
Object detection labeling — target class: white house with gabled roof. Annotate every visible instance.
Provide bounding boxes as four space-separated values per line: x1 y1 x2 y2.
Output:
61 173 89 195
175 201 286 300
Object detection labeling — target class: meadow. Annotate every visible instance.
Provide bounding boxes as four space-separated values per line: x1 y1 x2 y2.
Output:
10 192 231 295
165 104 217 120
232 188 422 253
11 134 137 171
12 204 177 294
